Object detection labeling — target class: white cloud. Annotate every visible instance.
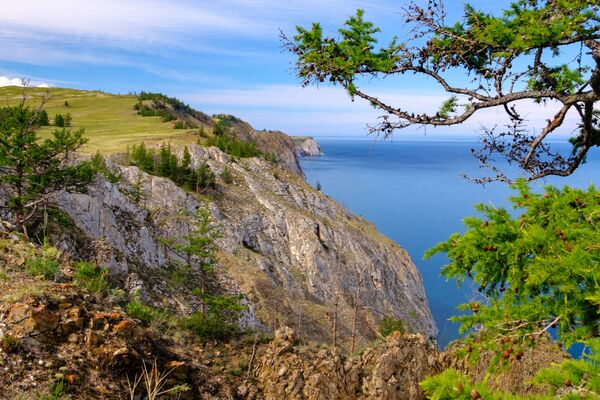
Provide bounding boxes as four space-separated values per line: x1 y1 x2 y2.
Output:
0 76 50 88
0 76 24 87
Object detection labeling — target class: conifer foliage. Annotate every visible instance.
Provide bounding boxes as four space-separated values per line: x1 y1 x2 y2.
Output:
425 181 599 346
422 181 600 398
284 0 600 181
0 103 91 234
128 143 215 192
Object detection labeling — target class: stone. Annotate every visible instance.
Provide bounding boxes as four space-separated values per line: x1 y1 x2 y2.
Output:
85 330 104 347
8 303 59 338
165 360 185 369
237 384 248 398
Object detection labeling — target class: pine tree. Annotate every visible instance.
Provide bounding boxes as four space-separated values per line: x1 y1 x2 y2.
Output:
174 202 220 309
0 104 91 234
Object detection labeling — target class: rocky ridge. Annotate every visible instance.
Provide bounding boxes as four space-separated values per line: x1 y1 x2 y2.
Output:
55 144 437 348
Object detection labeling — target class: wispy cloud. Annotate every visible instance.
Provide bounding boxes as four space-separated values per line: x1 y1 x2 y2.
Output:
0 0 399 68
183 84 580 136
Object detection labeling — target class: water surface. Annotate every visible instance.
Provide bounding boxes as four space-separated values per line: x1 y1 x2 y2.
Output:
300 136 599 348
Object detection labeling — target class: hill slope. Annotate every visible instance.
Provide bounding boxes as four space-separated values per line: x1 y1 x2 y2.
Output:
0 87 201 153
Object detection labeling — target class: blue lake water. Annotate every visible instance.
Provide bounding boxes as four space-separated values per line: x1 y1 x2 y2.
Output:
299 136 599 348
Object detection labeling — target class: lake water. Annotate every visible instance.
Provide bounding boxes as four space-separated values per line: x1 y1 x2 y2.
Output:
299 136 599 348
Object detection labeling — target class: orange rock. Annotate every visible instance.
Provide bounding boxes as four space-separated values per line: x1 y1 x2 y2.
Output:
65 374 77 384
165 360 185 369
112 320 133 336
8 303 59 338
95 386 108 394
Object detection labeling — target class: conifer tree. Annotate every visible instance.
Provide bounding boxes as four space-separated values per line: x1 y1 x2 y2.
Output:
284 0 600 182
0 103 91 234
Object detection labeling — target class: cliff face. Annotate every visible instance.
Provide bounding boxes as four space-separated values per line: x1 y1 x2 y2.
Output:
226 119 303 174
56 144 437 347
293 137 324 157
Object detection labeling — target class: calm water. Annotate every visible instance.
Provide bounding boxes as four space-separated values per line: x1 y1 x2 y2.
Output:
300 137 599 348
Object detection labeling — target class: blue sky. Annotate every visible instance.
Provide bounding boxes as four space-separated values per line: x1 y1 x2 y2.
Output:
0 0 581 137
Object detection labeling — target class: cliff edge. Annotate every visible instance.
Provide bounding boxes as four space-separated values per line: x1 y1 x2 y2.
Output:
293 136 324 156
54 144 436 347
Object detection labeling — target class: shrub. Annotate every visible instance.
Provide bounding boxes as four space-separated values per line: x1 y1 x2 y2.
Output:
73 261 109 294
181 312 238 341
173 120 186 129
25 244 60 280
1 335 21 353
379 316 405 337
125 299 173 333
89 152 121 183
181 294 245 341
125 299 163 324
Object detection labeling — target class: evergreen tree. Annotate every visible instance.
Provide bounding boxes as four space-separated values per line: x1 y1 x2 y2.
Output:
425 181 600 347
0 104 91 234
54 113 65 127
36 110 49 126
421 181 600 398
284 1 600 181
174 202 220 304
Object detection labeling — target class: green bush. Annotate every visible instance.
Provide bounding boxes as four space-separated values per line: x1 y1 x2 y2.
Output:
181 312 238 341
25 244 60 280
1 335 21 353
125 299 164 325
221 166 233 184
379 316 405 337
206 134 262 158
73 261 109 293
182 294 245 341
89 152 121 183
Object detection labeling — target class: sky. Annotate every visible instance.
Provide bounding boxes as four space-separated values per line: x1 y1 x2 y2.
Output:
0 0 584 137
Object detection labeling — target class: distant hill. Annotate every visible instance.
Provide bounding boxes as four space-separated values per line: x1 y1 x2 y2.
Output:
0 87 206 154
0 86 305 173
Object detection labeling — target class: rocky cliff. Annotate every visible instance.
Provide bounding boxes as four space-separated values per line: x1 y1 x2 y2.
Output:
293 137 324 157
54 144 436 348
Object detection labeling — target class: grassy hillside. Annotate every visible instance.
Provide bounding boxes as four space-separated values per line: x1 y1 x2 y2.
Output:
0 86 203 153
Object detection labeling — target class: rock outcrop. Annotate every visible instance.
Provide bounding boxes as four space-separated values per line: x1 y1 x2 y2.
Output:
293 136 324 156
56 144 437 348
252 327 444 400
225 118 303 174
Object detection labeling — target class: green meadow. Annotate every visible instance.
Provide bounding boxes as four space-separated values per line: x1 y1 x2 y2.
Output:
0 86 199 154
